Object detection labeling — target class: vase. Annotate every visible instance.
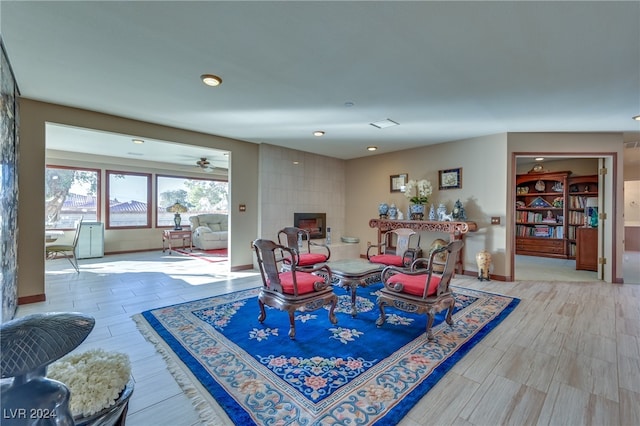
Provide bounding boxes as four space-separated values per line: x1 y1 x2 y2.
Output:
428 204 436 221
378 203 389 219
409 204 425 220
388 204 398 220
437 203 447 221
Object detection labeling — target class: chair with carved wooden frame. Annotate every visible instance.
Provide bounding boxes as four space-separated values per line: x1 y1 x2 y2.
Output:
277 226 331 269
252 238 338 339
366 228 421 268
376 240 464 340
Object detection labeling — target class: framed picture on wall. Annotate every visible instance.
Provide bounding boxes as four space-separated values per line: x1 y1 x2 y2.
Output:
390 174 408 192
439 168 462 190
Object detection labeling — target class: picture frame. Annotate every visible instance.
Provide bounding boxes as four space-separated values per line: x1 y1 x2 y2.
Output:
439 168 462 190
390 173 408 192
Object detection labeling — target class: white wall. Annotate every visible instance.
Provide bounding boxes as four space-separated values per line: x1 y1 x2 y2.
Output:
345 133 509 276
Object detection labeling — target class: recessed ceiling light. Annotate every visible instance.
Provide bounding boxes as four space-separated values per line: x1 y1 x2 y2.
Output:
344 101 355 107
633 115 640 121
367 146 378 151
370 119 399 129
293 161 300 165
313 131 325 137
201 74 222 87
535 157 544 161
132 139 144 144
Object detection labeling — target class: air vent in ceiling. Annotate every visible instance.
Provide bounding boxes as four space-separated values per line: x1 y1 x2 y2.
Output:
370 119 399 129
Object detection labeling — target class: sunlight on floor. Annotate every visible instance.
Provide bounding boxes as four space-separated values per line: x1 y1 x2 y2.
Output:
45 251 259 286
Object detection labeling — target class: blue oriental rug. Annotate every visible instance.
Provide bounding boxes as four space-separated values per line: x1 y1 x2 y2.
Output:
134 283 519 425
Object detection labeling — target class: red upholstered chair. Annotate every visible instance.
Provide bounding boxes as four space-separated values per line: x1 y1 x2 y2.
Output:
278 227 331 269
252 238 338 339
367 228 421 268
376 240 464 340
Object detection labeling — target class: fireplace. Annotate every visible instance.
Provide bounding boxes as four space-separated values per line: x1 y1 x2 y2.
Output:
293 213 326 239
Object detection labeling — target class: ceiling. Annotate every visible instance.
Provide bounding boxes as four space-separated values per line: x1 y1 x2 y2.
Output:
2 1 639 167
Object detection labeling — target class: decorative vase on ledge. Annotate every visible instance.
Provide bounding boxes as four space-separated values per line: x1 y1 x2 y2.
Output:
429 204 436 221
409 204 425 220
378 203 389 219
388 204 398 220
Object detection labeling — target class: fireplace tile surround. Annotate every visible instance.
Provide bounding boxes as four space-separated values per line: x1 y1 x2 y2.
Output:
258 144 346 250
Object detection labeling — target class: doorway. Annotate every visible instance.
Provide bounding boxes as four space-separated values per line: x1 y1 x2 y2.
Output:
513 156 602 282
45 123 230 261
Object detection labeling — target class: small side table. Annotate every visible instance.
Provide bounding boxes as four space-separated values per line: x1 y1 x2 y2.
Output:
162 229 192 254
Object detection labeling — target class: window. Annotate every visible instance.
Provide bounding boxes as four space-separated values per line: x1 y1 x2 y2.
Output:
106 171 151 228
156 175 229 228
45 165 100 229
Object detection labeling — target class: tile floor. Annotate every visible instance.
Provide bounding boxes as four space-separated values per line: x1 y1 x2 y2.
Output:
13 250 640 425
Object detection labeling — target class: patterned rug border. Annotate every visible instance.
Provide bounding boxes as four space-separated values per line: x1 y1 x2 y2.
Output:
133 285 520 425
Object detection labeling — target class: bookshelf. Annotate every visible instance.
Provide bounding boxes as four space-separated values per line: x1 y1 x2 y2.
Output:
567 175 598 259
515 171 570 258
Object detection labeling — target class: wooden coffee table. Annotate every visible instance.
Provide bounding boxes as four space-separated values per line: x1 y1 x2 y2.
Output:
324 258 385 317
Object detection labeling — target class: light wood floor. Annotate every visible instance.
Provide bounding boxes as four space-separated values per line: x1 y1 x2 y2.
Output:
17 251 640 425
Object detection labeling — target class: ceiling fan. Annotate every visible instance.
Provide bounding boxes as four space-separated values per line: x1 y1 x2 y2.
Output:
196 157 211 169
195 157 228 174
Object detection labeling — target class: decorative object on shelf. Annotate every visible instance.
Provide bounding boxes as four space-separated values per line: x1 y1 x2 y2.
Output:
388 203 398 220
476 249 492 281
570 184 579 192
167 201 188 230
378 203 389 219
543 210 556 223
529 163 545 173
516 186 529 194
585 199 598 228
428 204 436 221
528 196 553 208
552 197 563 207
390 173 408 192
404 178 433 206
0 312 96 426
452 199 467 221
409 203 425 220
438 168 462 190
436 203 447 221
552 182 563 192
516 200 525 208
534 180 546 192
397 210 404 220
